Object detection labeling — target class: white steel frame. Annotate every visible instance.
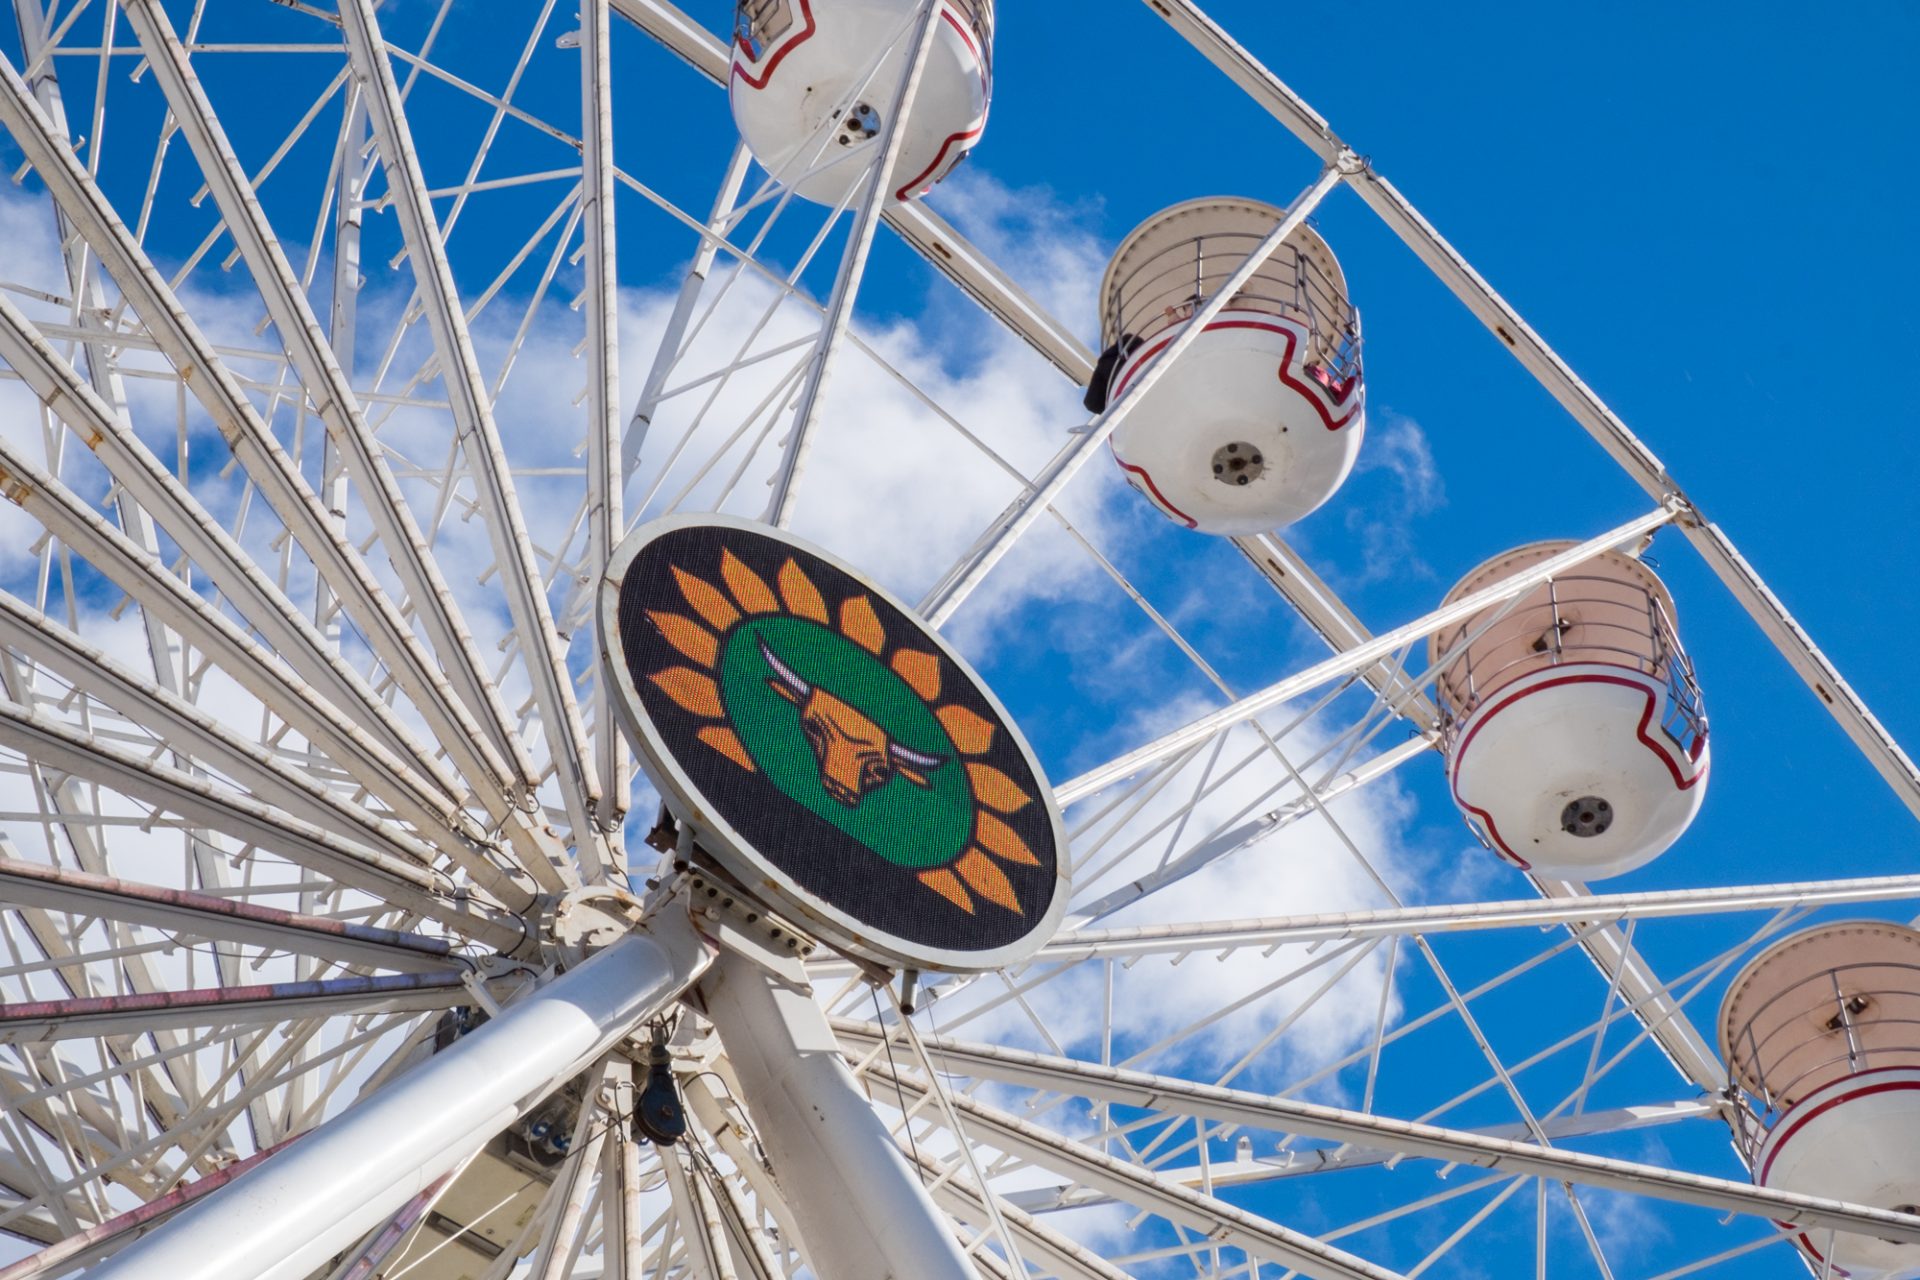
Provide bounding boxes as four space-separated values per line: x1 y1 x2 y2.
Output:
0 1 1906 1278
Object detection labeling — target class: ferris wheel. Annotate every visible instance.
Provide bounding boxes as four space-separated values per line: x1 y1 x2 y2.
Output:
0 1 1914 1278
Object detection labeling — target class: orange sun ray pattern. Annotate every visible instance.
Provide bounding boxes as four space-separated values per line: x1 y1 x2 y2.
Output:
891 648 942 701
649 610 718 669
839 596 886 655
654 554 1042 916
777 558 829 623
720 549 779 614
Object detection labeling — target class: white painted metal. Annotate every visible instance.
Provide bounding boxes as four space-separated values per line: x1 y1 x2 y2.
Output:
1434 541 1708 878
105 2 543 819
1139 0 1920 828
918 162 1346 626
766 0 946 528
1099 198 1364 534
0 2 1908 1276
699 926 979 1280
728 0 989 207
848 1023 1920 1247
581 0 630 847
1756 1068 1920 1279
338 0 608 864
1058 505 1675 804
87 918 710 1280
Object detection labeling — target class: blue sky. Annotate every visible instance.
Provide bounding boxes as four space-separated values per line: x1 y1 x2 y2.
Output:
1 1 1916 1274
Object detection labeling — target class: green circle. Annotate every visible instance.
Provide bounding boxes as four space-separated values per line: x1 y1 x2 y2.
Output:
716 615 971 870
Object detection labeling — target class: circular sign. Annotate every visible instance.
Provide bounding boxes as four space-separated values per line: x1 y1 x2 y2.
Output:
600 515 1068 972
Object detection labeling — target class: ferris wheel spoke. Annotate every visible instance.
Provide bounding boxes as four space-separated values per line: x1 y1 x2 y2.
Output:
763 0 944 530
657 1135 740 1280
863 1030 1920 1255
0 857 456 975
901 1140 1131 1280
0 66 535 795
0 440 546 896
1057 506 1675 806
102 5 553 818
338 0 607 861
1042 871 1920 962
0 974 483 1046
524 1068 619 1280
0 598 485 889
0 294 516 815
610 0 1096 386
679 1073 809 1275
1155 0 1920 831
1064 739 1429 929
0 699 526 949
914 162 1343 629
1000 1100 1712 1214
0 1009 428 1244
576 0 629 839
871 1063 1408 1280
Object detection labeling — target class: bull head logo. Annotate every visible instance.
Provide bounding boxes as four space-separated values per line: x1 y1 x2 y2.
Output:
760 637 946 807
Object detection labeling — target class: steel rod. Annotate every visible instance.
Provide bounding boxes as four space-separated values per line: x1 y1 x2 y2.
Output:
1036 870 1920 960
1058 505 1675 803
0 857 458 973
699 926 977 1280
764 0 943 528
109 0 542 809
0 974 479 1044
338 0 606 862
857 1029 1920 1247
87 916 710 1280
1142 0 1920 827
918 162 1346 627
578 0 628 845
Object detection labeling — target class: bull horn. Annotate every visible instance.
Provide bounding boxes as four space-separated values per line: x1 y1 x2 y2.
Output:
758 636 814 700
889 742 948 771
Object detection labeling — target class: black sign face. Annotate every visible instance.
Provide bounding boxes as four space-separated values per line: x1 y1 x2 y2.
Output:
600 516 1067 971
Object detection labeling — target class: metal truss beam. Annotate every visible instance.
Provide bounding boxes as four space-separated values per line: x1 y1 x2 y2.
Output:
918 162 1345 627
607 0 1094 382
1233 533 1441 726
0 439 513 890
88 917 710 1280
903 1143 1132 1280
1040 870 1920 961
852 1026 1920 1247
338 0 605 865
871 1066 1406 1280
1143 0 1920 827
0 593 482 900
0 858 458 974
0 1141 294 1278
765 0 943 528
0 695 526 951
0 294 479 809
1065 736 1430 927
0 974 477 1044
0 55 519 814
108 0 547 827
1059 505 1674 803
577 0 628 848
1003 1099 1717 1212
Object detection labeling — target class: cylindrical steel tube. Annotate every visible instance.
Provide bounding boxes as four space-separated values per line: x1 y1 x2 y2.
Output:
702 930 978 1280
93 915 711 1280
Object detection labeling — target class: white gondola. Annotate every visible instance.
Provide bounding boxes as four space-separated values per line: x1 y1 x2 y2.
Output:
1089 196 1364 535
1429 541 1709 878
729 0 992 205
1721 923 1920 1279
